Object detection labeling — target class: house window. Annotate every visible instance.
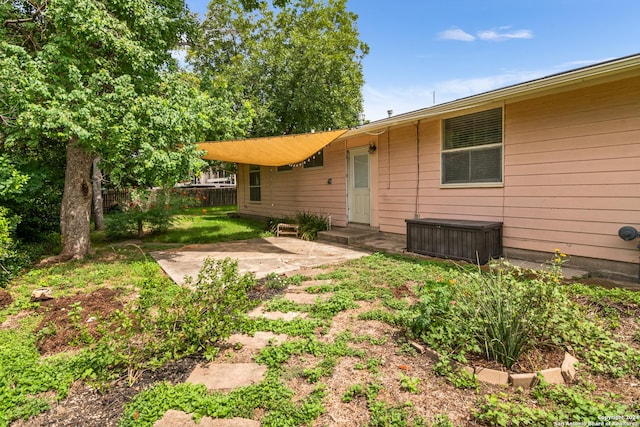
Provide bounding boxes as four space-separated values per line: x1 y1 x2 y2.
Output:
441 107 503 185
277 165 293 172
249 164 261 201
303 149 324 168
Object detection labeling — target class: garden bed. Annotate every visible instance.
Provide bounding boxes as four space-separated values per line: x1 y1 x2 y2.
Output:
2 223 639 426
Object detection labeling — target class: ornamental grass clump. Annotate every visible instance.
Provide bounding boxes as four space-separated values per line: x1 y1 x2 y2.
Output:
295 211 330 241
468 262 564 368
411 259 568 369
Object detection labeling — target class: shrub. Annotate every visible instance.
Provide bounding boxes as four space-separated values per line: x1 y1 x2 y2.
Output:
0 207 27 287
104 188 196 239
295 211 330 241
153 257 256 359
410 280 479 360
467 263 564 368
410 259 566 369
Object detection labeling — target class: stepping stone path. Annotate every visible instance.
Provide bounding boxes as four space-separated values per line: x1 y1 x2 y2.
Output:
154 278 335 427
227 331 289 349
247 306 307 320
186 363 268 390
284 279 334 304
155 410 260 427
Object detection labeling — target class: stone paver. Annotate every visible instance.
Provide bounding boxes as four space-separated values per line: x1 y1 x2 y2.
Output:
154 410 260 427
247 306 308 320
227 331 288 349
474 367 509 385
561 352 578 382
186 363 267 391
510 373 538 388
283 292 332 304
539 367 565 384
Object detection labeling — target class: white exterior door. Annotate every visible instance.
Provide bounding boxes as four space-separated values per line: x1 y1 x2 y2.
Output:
348 147 370 224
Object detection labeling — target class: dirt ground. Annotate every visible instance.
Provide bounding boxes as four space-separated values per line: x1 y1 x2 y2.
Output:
0 288 13 309
35 288 124 355
7 275 640 426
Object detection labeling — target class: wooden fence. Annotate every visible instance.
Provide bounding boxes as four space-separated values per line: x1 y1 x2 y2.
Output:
102 187 237 213
103 189 130 213
193 188 237 207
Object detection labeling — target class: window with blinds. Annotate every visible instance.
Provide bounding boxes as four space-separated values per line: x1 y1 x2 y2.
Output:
249 164 261 202
442 107 503 185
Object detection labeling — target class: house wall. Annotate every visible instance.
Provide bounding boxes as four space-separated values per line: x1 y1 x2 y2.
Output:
236 74 640 275
237 134 373 227
374 75 640 271
502 75 640 268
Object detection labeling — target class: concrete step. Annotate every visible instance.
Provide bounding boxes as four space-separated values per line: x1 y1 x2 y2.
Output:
317 225 379 245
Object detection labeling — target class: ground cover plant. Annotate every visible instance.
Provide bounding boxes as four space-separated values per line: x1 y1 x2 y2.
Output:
1 209 639 426
266 211 331 241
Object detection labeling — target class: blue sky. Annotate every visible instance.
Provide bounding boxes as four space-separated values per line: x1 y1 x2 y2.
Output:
185 0 640 121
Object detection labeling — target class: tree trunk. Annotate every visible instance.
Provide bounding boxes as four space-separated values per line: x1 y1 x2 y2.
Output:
42 138 94 263
92 157 105 231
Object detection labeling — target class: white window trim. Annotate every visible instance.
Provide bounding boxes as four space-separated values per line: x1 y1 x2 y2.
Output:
439 107 505 188
248 165 262 202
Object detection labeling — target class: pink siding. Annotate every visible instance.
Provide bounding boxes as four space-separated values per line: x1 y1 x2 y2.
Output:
238 74 640 268
502 76 640 264
237 135 373 227
373 75 640 265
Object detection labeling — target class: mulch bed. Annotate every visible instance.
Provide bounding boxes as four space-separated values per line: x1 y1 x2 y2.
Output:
35 288 124 355
12 357 200 427
0 288 13 309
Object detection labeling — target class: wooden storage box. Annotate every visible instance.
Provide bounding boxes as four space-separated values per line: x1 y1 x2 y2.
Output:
405 218 503 264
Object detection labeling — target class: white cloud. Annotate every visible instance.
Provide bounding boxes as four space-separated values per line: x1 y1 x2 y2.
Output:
438 26 533 42
362 69 548 121
477 28 533 41
437 27 476 42
556 58 613 69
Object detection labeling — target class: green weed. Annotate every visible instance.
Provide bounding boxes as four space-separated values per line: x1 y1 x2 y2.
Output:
399 373 420 393
475 378 633 426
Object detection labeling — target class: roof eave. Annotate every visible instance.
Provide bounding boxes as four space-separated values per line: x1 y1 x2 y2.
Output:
339 53 640 139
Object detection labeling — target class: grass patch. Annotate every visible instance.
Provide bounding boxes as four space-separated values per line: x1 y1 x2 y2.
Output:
3 210 640 426
141 206 271 244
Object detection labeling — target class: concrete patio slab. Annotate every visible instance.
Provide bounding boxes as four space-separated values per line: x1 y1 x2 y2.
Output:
226 331 288 349
154 410 260 427
186 363 267 391
151 237 371 284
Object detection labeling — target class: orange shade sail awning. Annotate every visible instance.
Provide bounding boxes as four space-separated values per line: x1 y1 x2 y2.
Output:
198 129 348 166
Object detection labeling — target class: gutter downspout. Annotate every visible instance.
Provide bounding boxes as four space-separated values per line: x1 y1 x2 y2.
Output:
414 121 421 219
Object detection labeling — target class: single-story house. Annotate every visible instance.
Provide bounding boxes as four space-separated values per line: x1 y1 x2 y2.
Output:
199 53 640 279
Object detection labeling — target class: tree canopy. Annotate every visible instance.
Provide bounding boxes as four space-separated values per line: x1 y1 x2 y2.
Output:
0 0 253 261
0 0 368 263
190 0 369 136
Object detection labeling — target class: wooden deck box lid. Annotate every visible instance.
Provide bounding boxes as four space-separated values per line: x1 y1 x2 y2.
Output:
405 218 503 229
